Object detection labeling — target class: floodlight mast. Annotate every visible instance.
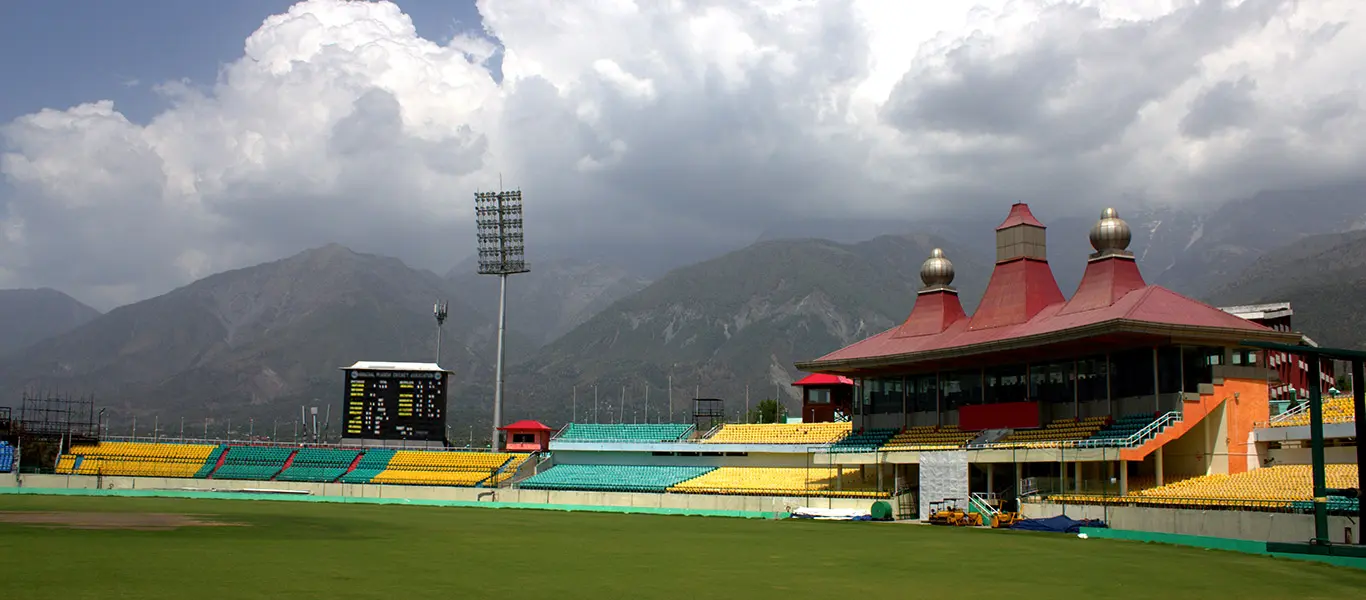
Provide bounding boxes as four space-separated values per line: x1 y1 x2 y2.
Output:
433 300 449 366
474 189 529 451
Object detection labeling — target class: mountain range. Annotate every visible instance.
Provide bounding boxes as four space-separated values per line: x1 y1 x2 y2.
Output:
2 183 1363 436
0 245 515 431
0 289 101 357
446 258 650 347
1206 230 1366 350
500 233 988 425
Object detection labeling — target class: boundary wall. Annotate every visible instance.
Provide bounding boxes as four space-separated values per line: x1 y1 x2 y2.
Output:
0 473 878 517
1024 501 1360 545
1078 528 1366 570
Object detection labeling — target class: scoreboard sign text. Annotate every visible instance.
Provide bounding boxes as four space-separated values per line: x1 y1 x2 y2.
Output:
343 369 448 441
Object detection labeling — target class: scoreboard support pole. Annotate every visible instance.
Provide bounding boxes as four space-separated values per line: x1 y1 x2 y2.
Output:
492 273 509 451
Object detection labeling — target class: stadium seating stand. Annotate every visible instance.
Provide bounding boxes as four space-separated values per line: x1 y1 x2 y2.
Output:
556 423 694 443
668 466 889 498
704 422 850 445
520 464 715 493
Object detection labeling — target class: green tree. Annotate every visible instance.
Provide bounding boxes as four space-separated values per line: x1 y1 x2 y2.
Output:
745 399 785 424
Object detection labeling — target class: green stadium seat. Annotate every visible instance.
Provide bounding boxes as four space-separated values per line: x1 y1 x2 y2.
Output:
276 448 362 482
211 446 296 481
339 449 397 484
1081 414 1162 447
519 464 714 493
829 428 898 453
556 423 694 443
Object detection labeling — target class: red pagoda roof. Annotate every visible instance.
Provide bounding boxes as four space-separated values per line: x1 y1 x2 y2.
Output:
800 285 1289 371
793 373 854 386
996 203 1045 230
498 419 552 431
967 257 1065 330
893 290 968 338
796 203 1302 373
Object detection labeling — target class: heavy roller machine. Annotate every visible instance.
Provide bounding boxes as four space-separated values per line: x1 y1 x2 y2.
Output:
927 499 983 527
990 511 1024 528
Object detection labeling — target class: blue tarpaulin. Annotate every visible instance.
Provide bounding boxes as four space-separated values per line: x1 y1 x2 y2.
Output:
1010 515 1107 534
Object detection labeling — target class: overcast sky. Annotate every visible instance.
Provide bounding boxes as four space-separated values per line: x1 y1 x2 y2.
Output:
1 0 1363 310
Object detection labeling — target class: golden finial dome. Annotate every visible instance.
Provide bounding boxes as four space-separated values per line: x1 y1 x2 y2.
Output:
920 248 955 288
1089 207 1132 253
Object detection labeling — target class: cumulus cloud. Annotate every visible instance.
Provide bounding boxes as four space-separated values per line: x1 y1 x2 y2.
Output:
2 0 1366 308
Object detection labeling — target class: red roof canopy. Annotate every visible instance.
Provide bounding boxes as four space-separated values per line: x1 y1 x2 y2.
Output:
996 203 1046 230
968 257 1065 330
806 284 1279 370
796 204 1300 373
894 290 968 338
792 373 855 386
498 419 553 431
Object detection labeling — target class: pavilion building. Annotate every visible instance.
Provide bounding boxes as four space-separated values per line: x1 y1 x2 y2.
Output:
795 204 1306 501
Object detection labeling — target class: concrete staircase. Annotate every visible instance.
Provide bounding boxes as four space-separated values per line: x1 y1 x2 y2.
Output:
1120 382 1236 462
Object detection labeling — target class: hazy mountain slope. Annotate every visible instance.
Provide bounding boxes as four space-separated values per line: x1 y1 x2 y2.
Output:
0 288 101 356
1205 230 1366 349
447 257 651 347
1155 183 1366 297
0 245 528 431
500 234 990 424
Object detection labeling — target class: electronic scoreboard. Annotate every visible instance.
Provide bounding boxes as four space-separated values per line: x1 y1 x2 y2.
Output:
340 362 449 442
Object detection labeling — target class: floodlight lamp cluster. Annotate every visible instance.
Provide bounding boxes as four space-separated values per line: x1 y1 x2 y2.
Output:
474 190 529 275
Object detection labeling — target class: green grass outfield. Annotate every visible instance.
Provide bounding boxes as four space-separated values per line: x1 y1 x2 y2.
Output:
2 495 1364 599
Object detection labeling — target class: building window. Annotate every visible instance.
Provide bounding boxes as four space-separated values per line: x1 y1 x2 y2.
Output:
1157 346 1182 395
872 378 904 414
1076 356 1108 403
511 433 535 444
807 388 831 405
1182 346 1223 392
941 370 982 410
909 374 938 413
857 379 870 415
1109 348 1155 399
1231 349 1258 366
984 365 1028 404
1030 362 1075 404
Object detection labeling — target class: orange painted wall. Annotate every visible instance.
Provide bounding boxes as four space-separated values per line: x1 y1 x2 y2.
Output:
1120 377 1268 475
1221 378 1268 475
504 430 550 452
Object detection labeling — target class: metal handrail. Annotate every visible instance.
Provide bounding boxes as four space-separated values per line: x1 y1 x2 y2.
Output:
1045 493 1305 510
702 422 725 440
1110 410 1181 447
969 411 1183 451
1269 401 1310 424
969 492 1001 516
550 423 571 440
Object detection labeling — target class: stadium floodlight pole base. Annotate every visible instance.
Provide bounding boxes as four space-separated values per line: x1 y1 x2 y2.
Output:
491 273 508 451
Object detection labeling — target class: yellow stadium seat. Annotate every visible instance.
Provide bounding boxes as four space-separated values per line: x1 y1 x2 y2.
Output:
880 425 975 451
994 416 1109 449
703 422 851 445
1049 464 1358 511
369 450 530 487
668 466 889 498
1272 396 1356 427
60 442 218 478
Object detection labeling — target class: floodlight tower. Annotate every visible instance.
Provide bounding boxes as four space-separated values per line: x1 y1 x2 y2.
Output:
433 300 449 366
474 188 529 451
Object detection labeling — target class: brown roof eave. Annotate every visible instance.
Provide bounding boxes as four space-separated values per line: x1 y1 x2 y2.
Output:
794 319 1305 374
